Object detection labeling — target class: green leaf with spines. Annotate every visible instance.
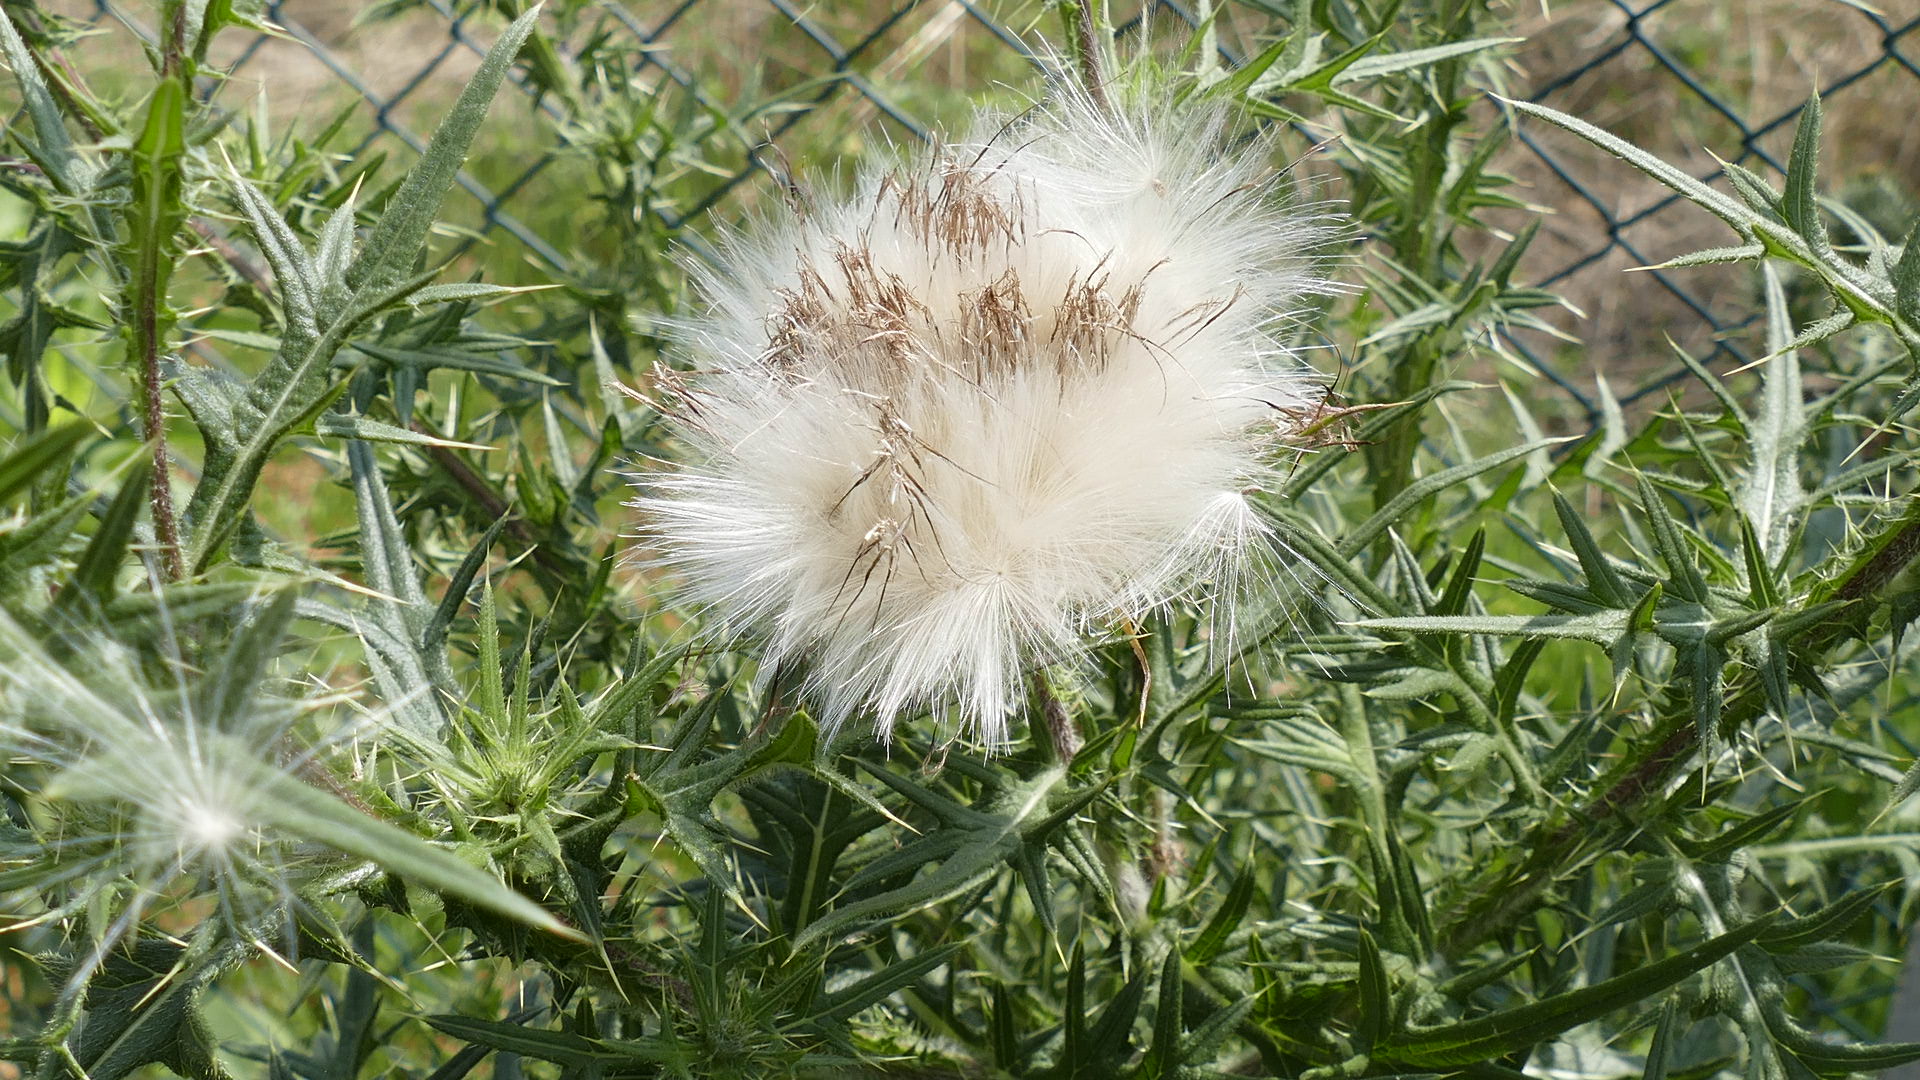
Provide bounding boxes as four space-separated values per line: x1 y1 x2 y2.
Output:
1333 37 1520 84
1645 243 1767 270
1355 927 1390 1050
1341 439 1565 557
346 7 542 297
809 942 963 1024
1279 380 1481 502
1723 159 1781 218
1782 94 1829 255
425 1015 687 1069
794 765 1097 950
1505 98 1756 233
1757 881 1894 951
1348 611 1630 644
0 420 87 505
1636 474 1709 604
1644 1000 1680 1080
1677 799 1803 861
1188 864 1258 965
1897 218 1920 328
1144 944 1185 1079
0 7 88 193
0 485 92 592
58 458 150 606
179 9 542 572
1552 489 1630 607
1378 915 1774 1066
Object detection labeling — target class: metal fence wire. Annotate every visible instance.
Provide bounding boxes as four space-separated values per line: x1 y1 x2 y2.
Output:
159 0 1914 432
81 0 1902 436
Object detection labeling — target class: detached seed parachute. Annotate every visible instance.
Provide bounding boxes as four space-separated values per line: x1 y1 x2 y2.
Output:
631 85 1341 746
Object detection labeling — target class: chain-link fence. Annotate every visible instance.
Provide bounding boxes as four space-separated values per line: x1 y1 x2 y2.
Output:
1505 0 1920 421
132 0 1910 436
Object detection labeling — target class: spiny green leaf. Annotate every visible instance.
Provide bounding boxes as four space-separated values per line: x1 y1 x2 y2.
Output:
60 456 150 605
794 766 1088 950
1758 882 1895 952
1348 611 1629 644
989 982 1020 1072
1187 865 1258 965
0 485 92 590
1504 98 1755 233
0 420 88 504
1379 915 1773 1066
1341 438 1565 557
1085 965 1150 1069
1178 995 1257 1068
1722 159 1781 218
1143 944 1185 1079
1644 1000 1679 1080
1333 37 1521 84
1677 798 1803 861
1233 709 1366 785
811 943 963 1023
1434 528 1486 617
195 588 298 732
315 413 492 451
1741 264 1808 560
1896 218 1920 329
1642 243 1766 270
404 282 556 308
1636 474 1708 603
312 188 359 314
424 515 508 657
346 6 543 296
1666 337 1748 429
1767 1009 1920 1076
353 341 565 386
1782 94 1829 254
424 1015 685 1068
0 7 87 192
1737 518 1779 612
1552 490 1630 607
1356 927 1390 1050
1704 606 1773 646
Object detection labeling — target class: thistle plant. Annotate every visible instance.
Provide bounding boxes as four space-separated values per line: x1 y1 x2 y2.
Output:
3 1 1920 1078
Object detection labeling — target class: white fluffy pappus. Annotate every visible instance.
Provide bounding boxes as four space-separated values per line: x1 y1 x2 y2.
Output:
0 605 370 987
630 85 1343 747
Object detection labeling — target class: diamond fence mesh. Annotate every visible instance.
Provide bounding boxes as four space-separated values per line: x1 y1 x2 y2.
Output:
107 0 1908 437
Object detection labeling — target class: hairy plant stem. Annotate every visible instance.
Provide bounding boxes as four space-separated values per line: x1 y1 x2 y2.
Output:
1030 669 1081 763
1441 495 1920 958
1073 0 1109 116
136 306 184 583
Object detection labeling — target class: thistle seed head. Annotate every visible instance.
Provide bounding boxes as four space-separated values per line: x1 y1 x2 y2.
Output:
631 84 1343 747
